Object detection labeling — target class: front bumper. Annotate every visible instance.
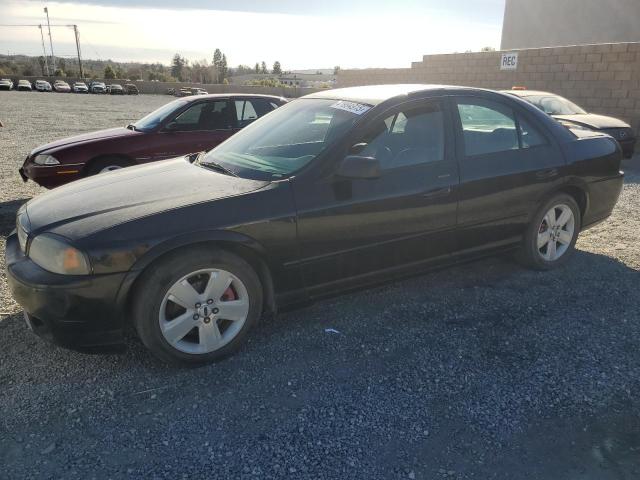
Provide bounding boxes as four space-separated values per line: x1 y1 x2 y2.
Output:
5 232 128 349
619 138 636 159
20 156 84 188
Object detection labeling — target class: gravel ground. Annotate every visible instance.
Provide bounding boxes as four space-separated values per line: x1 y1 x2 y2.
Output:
1 91 640 480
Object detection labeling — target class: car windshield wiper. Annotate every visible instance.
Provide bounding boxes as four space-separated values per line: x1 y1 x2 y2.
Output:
196 153 238 177
126 124 137 131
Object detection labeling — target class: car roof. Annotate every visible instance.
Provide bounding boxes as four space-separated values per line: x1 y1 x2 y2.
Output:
501 89 557 98
181 93 286 102
304 84 480 105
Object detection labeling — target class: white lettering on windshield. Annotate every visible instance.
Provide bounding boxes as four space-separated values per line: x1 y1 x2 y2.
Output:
330 100 372 116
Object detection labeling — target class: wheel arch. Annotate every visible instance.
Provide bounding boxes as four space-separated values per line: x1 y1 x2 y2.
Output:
537 181 590 224
84 153 135 176
117 233 277 328
557 184 589 222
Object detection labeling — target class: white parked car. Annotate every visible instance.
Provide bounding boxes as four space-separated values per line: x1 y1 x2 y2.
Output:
17 80 32 91
72 82 89 93
34 80 52 92
53 80 71 93
0 78 14 90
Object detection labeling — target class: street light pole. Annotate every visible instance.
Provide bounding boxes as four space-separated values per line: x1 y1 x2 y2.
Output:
73 25 84 79
38 25 50 76
44 7 55 74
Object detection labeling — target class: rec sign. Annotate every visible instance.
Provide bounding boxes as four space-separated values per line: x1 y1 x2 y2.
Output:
500 52 519 70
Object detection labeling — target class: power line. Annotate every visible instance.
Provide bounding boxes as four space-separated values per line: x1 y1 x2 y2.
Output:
0 23 84 77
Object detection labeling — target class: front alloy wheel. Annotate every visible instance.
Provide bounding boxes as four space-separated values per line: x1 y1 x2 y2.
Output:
99 165 124 173
159 268 250 354
133 248 263 365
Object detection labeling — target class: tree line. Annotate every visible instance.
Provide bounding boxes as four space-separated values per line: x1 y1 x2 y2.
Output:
0 49 286 84
170 49 283 84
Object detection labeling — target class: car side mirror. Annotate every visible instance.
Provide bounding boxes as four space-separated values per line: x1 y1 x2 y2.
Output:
336 155 380 179
164 122 185 132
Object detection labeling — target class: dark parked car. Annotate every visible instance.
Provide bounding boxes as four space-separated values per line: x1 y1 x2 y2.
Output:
505 89 636 158
19 94 287 188
124 83 139 95
6 85 624 365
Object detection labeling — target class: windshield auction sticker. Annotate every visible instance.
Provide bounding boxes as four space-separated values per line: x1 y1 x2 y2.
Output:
330 100 372 115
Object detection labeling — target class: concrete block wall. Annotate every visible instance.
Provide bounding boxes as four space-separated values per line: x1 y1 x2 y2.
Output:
337 43 640 134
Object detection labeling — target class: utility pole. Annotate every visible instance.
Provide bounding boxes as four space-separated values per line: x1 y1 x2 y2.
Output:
44 7 55 73
38 25 50 76
73 25 84 79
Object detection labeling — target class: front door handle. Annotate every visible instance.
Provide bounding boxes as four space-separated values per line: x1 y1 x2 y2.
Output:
536 168 558 179
422 186 451 199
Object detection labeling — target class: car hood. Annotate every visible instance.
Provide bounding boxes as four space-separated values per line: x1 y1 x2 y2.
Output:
24 157 269 239
553 113 630 129
31 127 137 155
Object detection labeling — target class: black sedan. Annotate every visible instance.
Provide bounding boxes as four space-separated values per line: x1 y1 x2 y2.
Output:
505 89 636 158
6 85 624 365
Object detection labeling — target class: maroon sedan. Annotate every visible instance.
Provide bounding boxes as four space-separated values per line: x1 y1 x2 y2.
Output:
19 94 287 188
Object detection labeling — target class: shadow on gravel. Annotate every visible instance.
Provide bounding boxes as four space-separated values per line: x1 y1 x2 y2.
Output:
0 198 29 236
621 155 640 183
0 248 638 479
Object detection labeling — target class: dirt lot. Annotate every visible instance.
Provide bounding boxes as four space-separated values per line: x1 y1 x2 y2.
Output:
1 91 640 479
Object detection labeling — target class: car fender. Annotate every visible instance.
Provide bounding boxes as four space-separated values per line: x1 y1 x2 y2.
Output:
113 229 273 318
533 176 590 223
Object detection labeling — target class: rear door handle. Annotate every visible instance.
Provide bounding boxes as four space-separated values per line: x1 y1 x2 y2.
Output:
422 186 451 199
536 168 558 179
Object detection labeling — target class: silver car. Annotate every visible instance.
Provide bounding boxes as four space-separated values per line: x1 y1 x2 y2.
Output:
0 78 13 90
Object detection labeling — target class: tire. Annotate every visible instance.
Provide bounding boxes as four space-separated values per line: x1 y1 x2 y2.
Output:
86 157 131 176
132 247 263 366
517 193 581 270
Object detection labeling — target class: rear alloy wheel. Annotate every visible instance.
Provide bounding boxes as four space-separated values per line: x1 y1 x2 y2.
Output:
518 194 581 270
133 248 263 365
536 204 575 262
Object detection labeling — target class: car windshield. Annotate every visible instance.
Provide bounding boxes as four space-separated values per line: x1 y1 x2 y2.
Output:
201 98 364 180
524 94 587 115
133 99 187 132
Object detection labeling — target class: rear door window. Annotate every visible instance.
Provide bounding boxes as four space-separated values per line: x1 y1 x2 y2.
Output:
456 101 518 156
518 116 547 148
235 98 278 127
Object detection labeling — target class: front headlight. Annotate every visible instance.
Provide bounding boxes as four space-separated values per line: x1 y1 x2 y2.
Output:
34 154 60 166
29 233 91 275
16 210 30 253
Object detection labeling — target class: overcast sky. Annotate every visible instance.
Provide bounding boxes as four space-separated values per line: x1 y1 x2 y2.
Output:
1 0 506 69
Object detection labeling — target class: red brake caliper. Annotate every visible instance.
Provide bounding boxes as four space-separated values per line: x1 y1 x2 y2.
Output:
221 286 237 301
